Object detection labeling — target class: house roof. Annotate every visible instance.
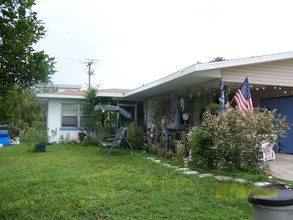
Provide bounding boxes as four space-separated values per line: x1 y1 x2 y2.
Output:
37 88 131 106
36 88 130 100
37 51 293 101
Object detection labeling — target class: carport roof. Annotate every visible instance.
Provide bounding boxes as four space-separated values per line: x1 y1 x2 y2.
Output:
124 51 293 99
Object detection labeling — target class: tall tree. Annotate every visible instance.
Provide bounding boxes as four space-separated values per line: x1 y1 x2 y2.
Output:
210 57 225 62
1 88 45 129
0 0 55 96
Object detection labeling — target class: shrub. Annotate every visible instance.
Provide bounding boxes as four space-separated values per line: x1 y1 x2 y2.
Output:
22 121 48 152
175 140 185 161
188 127 215 169
188 107 288 171
127 122 144 151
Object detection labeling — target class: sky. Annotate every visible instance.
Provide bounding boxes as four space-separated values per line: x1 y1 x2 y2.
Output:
34 0 293 90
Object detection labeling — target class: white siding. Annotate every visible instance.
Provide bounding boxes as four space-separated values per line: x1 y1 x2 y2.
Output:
222 59 293 86
47 98 85 143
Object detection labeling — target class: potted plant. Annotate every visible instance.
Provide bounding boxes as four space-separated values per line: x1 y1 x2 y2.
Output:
165 149 173 160
150 144 158 155
78 131 86 142
143 143 149 153
205 103 220 115
23 121 48 152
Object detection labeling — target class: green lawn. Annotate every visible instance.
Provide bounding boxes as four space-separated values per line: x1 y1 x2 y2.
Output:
0 144 254 219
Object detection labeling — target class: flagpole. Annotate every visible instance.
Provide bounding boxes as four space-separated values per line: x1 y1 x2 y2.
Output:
230 97 234 106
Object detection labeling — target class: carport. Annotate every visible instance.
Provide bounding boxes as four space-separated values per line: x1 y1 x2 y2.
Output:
123 51 293 153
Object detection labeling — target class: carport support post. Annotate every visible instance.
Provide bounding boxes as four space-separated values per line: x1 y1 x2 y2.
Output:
220 80 225 112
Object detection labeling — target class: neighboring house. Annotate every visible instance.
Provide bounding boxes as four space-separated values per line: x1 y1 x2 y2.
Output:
53 84 82 92
37 89 142 143
37 51 293 153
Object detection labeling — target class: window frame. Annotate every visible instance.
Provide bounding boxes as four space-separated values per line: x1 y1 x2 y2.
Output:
61 103 89 129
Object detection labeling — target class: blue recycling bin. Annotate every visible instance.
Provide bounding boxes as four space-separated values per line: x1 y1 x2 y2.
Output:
0 131 11 146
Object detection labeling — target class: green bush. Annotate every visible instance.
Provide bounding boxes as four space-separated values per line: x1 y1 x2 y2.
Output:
22 121 48 152
127 122 144 151
188 107 288 171
205 103 220 115
189 127 215 169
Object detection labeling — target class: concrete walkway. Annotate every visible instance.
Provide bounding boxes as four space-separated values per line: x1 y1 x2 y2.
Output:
267 153 293 181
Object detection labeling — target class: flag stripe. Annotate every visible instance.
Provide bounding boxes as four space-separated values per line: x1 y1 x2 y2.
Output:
233 77 253 114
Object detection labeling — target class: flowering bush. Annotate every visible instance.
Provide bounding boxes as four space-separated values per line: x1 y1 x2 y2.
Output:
188 107 288 171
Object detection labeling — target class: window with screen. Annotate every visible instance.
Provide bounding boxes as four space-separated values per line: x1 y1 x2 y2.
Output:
61 104 78 127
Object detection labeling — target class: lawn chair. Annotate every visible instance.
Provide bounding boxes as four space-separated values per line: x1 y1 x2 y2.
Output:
262 142 276 161
100 127 134 157
10 136 20 145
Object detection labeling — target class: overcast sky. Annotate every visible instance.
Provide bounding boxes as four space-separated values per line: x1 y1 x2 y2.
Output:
34 0 293 90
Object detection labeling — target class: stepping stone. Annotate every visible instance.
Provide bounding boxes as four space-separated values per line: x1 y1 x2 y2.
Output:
146 157 156 160
169 165 179 169
215 175 232 181
183 170 198 175
162 163 173 167
153 160 161 163
199 173 213 178
255 182 271 187
176 167 190 171
162 164 179 169
235 178 247 184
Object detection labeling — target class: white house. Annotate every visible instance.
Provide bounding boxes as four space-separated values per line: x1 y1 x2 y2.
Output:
37 89 133 143
37 51 293 152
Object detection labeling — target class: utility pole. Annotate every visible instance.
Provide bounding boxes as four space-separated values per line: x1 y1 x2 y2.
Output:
84 59 99 88
86 60 94 88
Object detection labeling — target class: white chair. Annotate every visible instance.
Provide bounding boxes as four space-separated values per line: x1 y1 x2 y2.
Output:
10 137 20 145
262 142 275 161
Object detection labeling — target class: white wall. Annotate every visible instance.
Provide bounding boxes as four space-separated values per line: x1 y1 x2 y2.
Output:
47 98 84 143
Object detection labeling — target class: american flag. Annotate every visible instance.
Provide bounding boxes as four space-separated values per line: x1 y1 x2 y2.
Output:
233 77 253 114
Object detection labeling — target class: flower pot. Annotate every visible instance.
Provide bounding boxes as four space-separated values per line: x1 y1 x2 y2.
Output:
36 144 46 152
165 154 172 160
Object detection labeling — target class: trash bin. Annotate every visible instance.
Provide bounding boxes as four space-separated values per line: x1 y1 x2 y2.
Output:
0 131 11 146
248 183 293 220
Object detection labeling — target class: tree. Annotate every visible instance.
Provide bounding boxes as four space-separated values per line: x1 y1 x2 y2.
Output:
0 88 45 128
81 87 112 144
210 57 225 62
0 0 55 96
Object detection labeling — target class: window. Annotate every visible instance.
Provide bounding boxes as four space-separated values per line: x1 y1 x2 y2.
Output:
61 104 89 128
80 105 91 127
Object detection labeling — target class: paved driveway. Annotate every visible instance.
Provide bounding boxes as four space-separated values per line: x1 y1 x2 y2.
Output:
267 153 293 181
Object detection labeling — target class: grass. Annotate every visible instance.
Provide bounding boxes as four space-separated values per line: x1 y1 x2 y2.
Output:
0 144 261 219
